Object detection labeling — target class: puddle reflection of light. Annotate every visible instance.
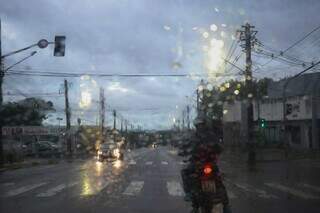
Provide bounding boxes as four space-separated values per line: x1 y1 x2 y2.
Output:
81 174 93 196
113 160 122 169
95 161 103 176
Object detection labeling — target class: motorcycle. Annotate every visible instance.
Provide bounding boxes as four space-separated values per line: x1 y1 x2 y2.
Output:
196 162 225 213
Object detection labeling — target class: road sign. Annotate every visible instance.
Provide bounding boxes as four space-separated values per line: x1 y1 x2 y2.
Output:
37 39 49 49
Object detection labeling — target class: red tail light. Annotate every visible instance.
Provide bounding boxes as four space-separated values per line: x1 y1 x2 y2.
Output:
203 164 213 175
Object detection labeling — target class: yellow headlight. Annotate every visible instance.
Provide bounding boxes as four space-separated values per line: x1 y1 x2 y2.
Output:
113 148 120 157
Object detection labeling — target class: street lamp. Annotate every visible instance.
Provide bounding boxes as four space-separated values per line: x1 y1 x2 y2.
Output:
4 51 37 72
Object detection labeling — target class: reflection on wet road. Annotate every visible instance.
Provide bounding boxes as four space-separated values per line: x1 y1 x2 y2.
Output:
0 146 320 213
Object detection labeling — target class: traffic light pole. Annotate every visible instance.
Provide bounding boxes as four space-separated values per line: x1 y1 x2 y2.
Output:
0 19 3 166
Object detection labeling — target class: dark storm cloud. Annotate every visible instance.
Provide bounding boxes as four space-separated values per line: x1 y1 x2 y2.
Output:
1 0 320 129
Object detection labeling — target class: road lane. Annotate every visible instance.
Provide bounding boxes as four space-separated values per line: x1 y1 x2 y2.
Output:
0 146 320 213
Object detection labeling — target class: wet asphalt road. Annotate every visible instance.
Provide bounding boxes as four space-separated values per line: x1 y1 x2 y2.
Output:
1 146 320 213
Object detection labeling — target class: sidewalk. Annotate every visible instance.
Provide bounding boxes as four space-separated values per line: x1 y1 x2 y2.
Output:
223 147 320 163
0 153 92 172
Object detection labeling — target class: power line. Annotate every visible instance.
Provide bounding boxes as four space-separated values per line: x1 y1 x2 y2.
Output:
254 24 320 68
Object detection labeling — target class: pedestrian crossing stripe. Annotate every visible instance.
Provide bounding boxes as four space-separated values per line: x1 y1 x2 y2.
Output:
5 182 48 197
265 182 320 199
167 181 185 196
161 161 168 165
145 161 153 165
37 182 79 197
123 181 144 196
129 160 136 165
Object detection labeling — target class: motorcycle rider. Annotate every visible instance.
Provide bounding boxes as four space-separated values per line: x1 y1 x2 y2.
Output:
180 114 232 213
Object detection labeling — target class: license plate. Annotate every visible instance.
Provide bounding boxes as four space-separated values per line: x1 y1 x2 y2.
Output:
201 180 216 192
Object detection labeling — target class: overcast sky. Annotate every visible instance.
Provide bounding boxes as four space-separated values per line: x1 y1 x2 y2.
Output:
1 0 320 129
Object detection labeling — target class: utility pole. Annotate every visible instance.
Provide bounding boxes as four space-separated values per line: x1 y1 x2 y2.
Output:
0 19 3 165
99 87 105 142
120 119 123 133
113 110 117 129
187 105 190 130
64 79 72 156
238 23 257 145
182 109 185 131
125 120 128 133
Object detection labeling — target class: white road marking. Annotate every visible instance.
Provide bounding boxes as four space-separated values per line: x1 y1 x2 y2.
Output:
265 182 320 199
167 181 185 196
81 180 110 196
1 182 15 187
179 161 186 165
161 161 168 165
37 182 79 197
227 189 237 199
5 182 48 197
129 160 136 165
234 183 278 199
123 181 144 196
145 161 153 165
301 183 320 193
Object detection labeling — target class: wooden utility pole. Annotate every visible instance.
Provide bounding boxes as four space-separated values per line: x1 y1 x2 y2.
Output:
187 105 190 130
99 87 105 141
64 79 72 155
238 23 257 145
113 110 116 129
0 19 3 165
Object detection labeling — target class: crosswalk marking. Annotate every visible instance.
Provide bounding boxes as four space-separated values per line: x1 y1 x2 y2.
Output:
234 182 278 199
265 182 320 199
161 161 168 165
179 161 186 165
227 189 237 199
5 182 48 197
167 181 185 196
301 183 320 193
129 160 136 165
123 181 144 196
37 182 79 197
81 180 110 196
145 161 153 165
1 182 15 187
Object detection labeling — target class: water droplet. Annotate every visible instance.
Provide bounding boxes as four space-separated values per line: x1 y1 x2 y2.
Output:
214 7 219 12
223 109 228 114
202 31 209 39
164 25 171 31
210 24 218 32
234 90 240 95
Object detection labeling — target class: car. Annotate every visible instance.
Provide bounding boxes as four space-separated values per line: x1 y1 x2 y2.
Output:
97 142 122 162
35 141 62 157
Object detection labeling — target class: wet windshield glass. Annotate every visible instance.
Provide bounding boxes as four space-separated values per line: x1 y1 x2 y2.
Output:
0 1 320 213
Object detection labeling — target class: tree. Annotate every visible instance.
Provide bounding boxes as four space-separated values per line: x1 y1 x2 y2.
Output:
0 98 55 126
198 77 273 122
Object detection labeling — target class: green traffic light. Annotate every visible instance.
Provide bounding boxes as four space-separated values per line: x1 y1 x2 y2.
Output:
260 119 266 128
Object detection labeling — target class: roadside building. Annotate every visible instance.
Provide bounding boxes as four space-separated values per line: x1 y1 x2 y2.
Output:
223 72 320 150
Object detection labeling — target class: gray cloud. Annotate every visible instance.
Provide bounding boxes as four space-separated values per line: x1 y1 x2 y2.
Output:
1 0 320 129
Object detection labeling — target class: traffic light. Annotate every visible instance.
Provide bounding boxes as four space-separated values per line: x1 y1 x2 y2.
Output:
54 36 66 57
259 118 266 128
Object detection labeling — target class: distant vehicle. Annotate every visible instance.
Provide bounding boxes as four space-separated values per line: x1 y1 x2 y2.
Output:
97 142 123 162
35 141 61 157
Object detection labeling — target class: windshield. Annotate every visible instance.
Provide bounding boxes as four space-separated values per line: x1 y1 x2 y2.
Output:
0 1 320 213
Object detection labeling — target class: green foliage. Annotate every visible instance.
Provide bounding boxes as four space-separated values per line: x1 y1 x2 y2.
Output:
198 78 273 122
0 97 55 126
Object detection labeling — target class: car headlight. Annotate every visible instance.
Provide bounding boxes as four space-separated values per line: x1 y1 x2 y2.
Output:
113 148 120 157
98 150 102 155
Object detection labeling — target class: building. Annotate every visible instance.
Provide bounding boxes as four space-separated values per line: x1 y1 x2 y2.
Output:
223 72 320 150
